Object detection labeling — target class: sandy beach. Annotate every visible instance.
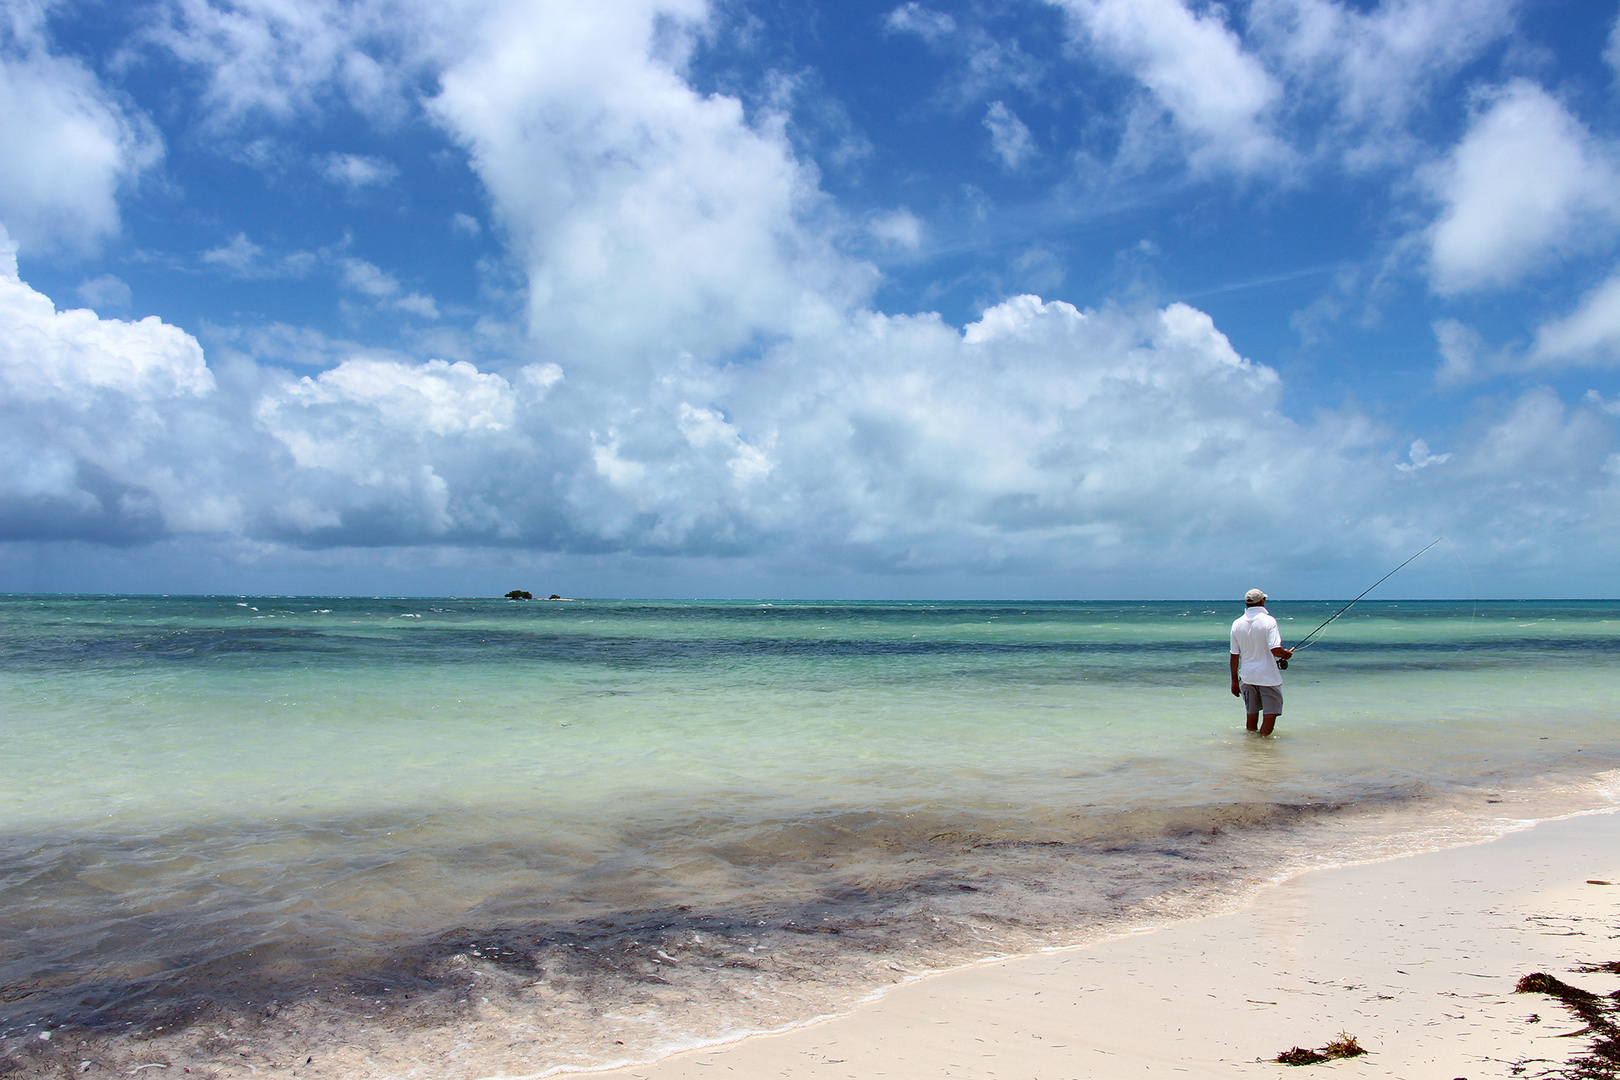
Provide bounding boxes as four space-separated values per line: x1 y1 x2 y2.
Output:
576 809 1620 1080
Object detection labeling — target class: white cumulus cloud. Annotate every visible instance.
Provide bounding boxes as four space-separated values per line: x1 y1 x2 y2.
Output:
868 208 923 250
76 274 132 310
542 295 1353 569
1533 271 1620 367
0 228 211 403
341 257 402 297
1054 0 1289 176
0 6 160 253
321 152 397 188
1395 438 1450 471
1247 0 1516 166
1426 81 1620 295
884 3 955 43
1433 316 1487 385
341 257 439 318
146 0 442 125
202 232 319 279
252 356 541 540
885 2 1042 103
983 101 1034 168
0 223 228 539
428 0 875 375
0 211 1615 585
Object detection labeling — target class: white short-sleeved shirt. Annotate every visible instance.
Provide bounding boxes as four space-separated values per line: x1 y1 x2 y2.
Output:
1230 606 1283 687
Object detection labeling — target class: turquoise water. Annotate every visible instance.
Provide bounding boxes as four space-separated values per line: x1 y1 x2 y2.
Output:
1 597 1617 1076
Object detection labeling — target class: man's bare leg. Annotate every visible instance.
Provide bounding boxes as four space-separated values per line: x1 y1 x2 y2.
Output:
1246 712 1260 732
1258 713 1279 737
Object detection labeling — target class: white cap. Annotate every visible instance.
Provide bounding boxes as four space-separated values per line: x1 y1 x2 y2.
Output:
1244 588 1267 604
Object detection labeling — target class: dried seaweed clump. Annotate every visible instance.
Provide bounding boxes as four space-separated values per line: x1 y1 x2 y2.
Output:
1514 969 1620 1080
1274 1032 1367 1066
1321 1033 1366 1058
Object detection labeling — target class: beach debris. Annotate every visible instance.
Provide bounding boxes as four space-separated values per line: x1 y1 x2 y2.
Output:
1273 1032 1367 1065
1514 968 1620 1079
1320 1033 1366 1058
1586 881 1612 886
1515 972 1602 1013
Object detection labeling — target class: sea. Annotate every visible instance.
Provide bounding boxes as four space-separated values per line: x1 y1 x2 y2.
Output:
1 595 1617 1078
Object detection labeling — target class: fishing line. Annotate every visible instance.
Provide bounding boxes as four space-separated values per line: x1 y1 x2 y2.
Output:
1441 535 1479 631
1289 537 1445 657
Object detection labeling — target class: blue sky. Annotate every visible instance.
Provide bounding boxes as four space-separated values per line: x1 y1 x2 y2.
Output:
2 0 1619 598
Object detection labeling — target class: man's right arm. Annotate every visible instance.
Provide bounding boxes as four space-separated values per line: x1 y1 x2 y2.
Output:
1266 621 1291 660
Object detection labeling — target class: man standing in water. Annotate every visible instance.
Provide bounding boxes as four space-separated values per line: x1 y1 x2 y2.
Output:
1230 588 1293 736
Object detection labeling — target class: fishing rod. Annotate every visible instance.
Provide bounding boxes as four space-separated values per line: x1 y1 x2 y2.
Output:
1280 537 1444 667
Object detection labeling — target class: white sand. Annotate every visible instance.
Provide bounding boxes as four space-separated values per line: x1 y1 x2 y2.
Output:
572 810 1620 1080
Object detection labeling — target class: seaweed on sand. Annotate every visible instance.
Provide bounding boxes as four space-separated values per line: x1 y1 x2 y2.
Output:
1274 1032 1367 1065
1574 963 1620 977
1321 1033 1366 1058
1514 969 1620 1079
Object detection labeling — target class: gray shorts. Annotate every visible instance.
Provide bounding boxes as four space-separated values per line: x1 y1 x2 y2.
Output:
1240 683 1283 715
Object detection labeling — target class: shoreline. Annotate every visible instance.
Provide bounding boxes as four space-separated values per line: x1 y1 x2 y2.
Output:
2 797 1615 1078
566 808 1620 1080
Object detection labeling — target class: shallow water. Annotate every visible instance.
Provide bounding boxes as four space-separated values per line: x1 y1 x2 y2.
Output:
1 597 1617 1077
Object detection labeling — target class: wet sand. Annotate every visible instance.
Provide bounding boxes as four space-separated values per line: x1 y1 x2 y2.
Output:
578 809 1620 1080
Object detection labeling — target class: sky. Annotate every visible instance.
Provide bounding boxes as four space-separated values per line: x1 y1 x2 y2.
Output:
1 0 1619 598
